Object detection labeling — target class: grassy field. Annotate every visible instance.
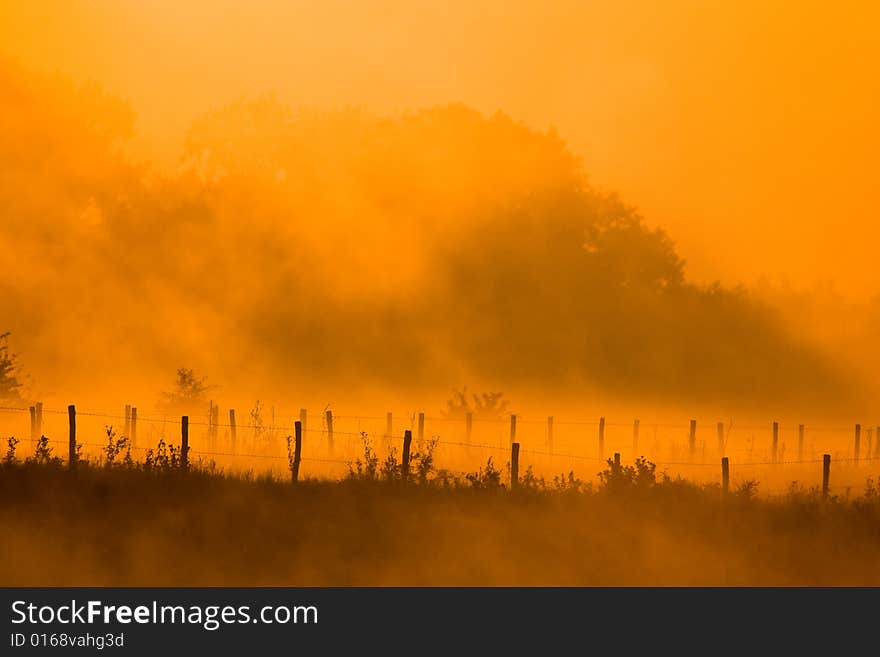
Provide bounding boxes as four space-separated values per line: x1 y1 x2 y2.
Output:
2 454 879 586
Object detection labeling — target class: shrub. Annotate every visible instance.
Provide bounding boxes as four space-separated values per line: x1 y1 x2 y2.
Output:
381 448 401 482
3 436 18 466
143 438 180 472
734 479 760 501
102 426 132 468
519 465 544 491
348 433 380 481
410 438 438 484
552 471 588 494
26 435 63 466
466 457 503 490
598 456 657 493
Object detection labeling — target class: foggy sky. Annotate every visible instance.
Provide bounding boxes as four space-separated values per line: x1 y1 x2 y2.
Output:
2 0 878 296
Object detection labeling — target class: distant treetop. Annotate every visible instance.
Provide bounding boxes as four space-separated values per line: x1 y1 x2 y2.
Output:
0 332 23 402
160 368 213 412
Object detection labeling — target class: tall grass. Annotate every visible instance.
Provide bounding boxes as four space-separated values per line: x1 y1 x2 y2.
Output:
2 430 880 585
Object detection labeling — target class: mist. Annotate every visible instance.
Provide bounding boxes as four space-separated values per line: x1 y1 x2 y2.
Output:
2 0 878 296
0 53 872 419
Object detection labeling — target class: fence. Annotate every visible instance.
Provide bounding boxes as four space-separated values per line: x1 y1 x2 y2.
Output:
1 403 879 497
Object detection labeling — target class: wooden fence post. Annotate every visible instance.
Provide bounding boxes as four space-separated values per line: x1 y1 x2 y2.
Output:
211 404 220 449
292 420 302 483
721 457 730 497
633 419 640 454
417 412 425 448
509 414 517 445
131 407 137 448
325 410 334 454
124 404 131 438
547 416 554 455
689 419 696 458
180 416 189 470
402 429 412 480
229 409 237 451
465 412 473 444
772 421 779 463
854 424 861 462
510 442 520 489
716 422 724 456
68 404 76 469
29 406 35 441
613 452 621 473
598 416 605 458
208 401 214 446
35 402 43 439
822 454 831 500
798 424 805 460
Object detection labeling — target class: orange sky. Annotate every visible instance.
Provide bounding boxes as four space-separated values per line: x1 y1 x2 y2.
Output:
2 0 878 296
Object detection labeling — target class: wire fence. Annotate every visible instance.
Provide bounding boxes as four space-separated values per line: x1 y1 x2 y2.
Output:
2 403 879 496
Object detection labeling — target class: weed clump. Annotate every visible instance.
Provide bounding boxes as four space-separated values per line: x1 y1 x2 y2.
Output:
348 433 380 481
598 456 657 494
3 436 19 466
348 434 439 484
143 438 181 473
102 426 133 469
466 457 504 490
27 435 63 466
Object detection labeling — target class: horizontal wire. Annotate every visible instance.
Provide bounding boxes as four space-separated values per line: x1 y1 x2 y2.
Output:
5 407 880 473
2 405 876 434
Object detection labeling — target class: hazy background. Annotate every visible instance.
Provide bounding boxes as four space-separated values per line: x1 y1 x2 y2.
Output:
1 1 878 417
3 0 878 292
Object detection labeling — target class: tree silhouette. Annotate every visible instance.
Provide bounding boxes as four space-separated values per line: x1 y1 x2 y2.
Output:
443 388 510 419
0 58 861 409
0 333 22 401
160 368 212 412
